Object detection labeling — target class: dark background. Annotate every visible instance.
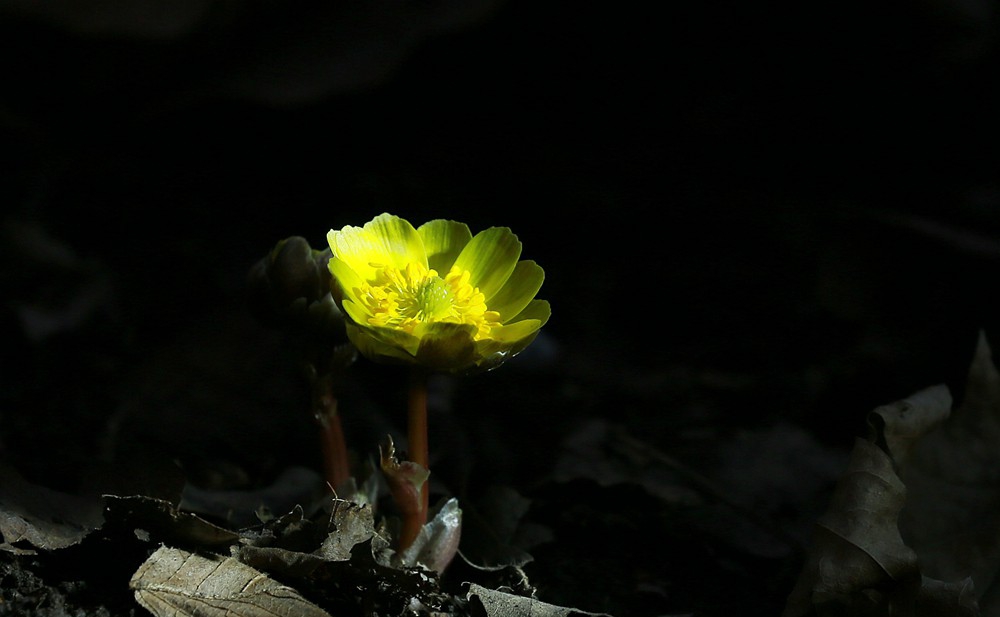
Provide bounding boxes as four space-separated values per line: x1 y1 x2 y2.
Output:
2 1 1000 615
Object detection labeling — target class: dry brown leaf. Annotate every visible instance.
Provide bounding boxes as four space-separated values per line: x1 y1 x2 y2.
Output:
897 332 1000 614
0 464 103 553
782 438 921 616
783 375 983 617
130 545 331 617
467 583 613 617
103 494 241 548
315 498 387 562
868 384 952 467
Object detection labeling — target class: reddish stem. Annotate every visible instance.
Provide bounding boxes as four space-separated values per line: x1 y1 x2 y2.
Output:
315 376 350 493
406 368 430 538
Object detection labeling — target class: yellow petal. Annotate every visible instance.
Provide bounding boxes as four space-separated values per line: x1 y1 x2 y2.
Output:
346 322 421 362
452 227 521 302
413 322 480 371
339 297 373 329
328 255 364 301
506 299 551 329
418 219 473 274
328 213 426 282
487 260 544 322
474 329 541 371
485 317 542 343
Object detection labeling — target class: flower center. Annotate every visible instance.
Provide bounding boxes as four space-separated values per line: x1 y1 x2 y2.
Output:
415 276 454 321
359 262 501 339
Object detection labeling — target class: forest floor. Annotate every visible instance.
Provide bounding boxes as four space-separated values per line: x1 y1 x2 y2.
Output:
3 2 1000 616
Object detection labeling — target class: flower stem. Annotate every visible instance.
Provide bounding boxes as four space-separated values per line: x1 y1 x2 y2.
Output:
314 374 350 493
400 367 430 548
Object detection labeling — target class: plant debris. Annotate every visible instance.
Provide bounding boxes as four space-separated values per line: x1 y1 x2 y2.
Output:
130 546 332 617
782 332 1000 616
0 465 103 554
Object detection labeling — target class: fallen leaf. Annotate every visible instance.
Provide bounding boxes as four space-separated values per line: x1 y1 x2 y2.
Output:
0 464 103 553
782 438 921 616
459 484 549 569
918 576 979 617
179 465 327 527
130 545 331 617
867 384 952 467
103 494 240 548
448 552 535 599
231 500 384 578
783 381 983 617
231 544 328 580
232 501 377 578
299 538 445 614
316 498 389 562
896 332 1000 614
395 496 462 574
467 583 613 617
237 504 312 549
234 509 444 614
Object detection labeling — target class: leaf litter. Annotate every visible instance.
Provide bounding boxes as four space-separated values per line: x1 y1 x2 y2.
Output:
1 462 607 616
783 331 1000 616
10 330 1000 616
130 546 333 617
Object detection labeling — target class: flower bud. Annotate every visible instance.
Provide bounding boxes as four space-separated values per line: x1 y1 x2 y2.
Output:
247 237 343 339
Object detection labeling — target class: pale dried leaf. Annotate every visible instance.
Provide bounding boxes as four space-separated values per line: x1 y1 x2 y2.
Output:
868 384 952 466
917 576 978 617
0 464 103 553
231 544 327 579
898 332 1000 612
467 583 613 617
130 545 331 617
812 439 918 594
316 498 387 561
396 496 462 574
785 382 988 617
782 438 920 616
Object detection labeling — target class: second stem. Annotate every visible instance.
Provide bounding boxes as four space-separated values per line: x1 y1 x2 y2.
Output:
407 367 430 527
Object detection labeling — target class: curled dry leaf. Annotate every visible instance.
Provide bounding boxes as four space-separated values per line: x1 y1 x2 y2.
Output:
867 384 952 467
896 332 1000 614
232 499 389 578
782 438 920 616
316 497 388 562
784 337 1000 617
130 545 331 617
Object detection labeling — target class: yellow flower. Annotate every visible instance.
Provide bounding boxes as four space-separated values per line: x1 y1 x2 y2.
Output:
327 213 550 372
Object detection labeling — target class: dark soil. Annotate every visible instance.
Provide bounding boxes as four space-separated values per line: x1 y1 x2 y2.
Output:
2 2 999 616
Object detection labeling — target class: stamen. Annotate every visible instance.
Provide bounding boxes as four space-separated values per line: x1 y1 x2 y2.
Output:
358 263 497 339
